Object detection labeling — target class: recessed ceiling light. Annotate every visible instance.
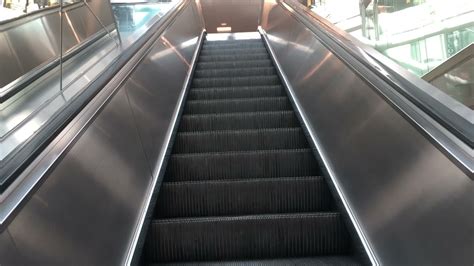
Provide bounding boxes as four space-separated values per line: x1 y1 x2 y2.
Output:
217 26 232 32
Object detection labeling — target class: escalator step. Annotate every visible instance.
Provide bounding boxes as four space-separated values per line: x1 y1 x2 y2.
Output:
203 39 263 47
150 256 361 265
173 128 307 153
156 176 333 218
197 60 273 70
184 97 291 114
178 111 300 132
192 75 280 88
166 149 320 181
200 48 268 56
188 85 284 100
144 213 350 262
194 67 276 78
202 42 264 50
199 53 270 62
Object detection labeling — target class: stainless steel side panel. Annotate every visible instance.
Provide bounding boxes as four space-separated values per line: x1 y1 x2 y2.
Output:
124 2 202 179
200 0 263 33
261 2 473 265
0 11 60 88
0 1 203 264
0 1 114 92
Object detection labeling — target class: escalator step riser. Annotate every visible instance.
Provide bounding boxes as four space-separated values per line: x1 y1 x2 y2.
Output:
199 54 270 62
203 39 263 46
197 60 273 70
200 48 268 56
192 75 280 88
184 97 291 114
145 213 350 262
152 256 361 265
166 149 320 181
194 67 276 78
173 128 307 153
178 111 300 132
156 177 333 218
201 43 265 51
188 85 284 100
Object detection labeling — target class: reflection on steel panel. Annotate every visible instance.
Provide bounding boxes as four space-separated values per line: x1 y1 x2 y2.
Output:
6 88 152 264
0 0 204 264
261 2 473 265
424 44 474 110
0 10 59 89
0 0 120 191
0 1 116 97
431 56 474 109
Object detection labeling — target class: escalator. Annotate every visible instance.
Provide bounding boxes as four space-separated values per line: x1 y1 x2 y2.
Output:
0 0 471 264
142 36 361 265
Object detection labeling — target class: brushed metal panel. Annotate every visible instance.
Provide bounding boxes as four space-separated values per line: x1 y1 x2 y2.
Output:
5 89 151 264
262 3 473 265
85 0 116 28
0 32 28 87
0 1 116 91
201 0 263 33
0 1 203 263
0 12 59 88
61 1 113 53
125 3 202 171
0 229 22 264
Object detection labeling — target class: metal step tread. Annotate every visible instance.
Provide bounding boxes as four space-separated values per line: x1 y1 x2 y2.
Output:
198 53 270 62
192 75 280 88
178 111 300 131
150 256 361 265
156 176 333 218
188 85 284 100
194 67 276 78
197 59 273 70
200 47 268 55
184 96 291 114
166 148 320 181
145 212 350 262
173 128 307 153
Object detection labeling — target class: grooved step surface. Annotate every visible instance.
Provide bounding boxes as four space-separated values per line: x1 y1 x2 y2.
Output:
151 256 360 266
156 177 333 218
145 213 350 262
203 39 263 47
184 97 291 114
192 75 280 88
178 111 300 132
194 67 276 78
200 48 268 56
173 128 308 153
143 37 358 264
201 43 265 51
166 149 320 181
197 60 273 70
188 85 284 100
198 53 270 62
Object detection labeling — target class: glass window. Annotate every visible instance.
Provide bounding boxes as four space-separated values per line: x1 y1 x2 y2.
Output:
311 0 474 110
430 51 473 109
0 0 60 19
